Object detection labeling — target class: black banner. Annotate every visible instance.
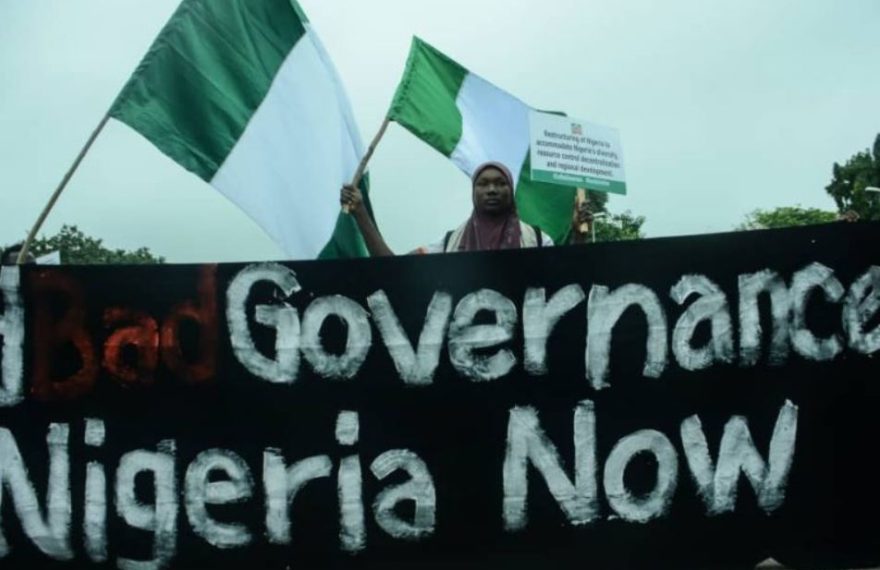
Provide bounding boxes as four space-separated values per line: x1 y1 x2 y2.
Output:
1 223 879 569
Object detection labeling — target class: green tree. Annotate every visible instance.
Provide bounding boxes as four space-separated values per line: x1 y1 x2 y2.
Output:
593 211 645 242
825 133 880 220
737 206 837 230
27 225 164 264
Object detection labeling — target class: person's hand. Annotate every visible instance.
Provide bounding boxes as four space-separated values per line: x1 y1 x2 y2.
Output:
572 200 594 234
340 184 363 214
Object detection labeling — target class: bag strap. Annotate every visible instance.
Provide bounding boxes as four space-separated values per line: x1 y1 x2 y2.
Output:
532 224 543 247
443 230 454 252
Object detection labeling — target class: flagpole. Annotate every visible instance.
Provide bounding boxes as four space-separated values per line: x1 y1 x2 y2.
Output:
342 116 391 214
17 114 111 264
575 188 590 234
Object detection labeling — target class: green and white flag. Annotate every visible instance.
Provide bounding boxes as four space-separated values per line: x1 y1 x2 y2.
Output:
389 37 600 245
110 0 372 260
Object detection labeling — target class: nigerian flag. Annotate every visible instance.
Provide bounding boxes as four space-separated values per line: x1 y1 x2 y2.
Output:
389 37 601 245
110 0 372 260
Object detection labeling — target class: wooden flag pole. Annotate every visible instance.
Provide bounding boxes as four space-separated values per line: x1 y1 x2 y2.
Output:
17 114 111 264
342 116 391 214
575 188 590 235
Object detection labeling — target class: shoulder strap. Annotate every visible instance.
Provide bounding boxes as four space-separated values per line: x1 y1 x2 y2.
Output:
531 225 543 247
443 230 454 252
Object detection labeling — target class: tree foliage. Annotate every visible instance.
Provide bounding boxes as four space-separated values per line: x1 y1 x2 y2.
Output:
737 206 837 230
28 225 164 264
593 211 645 242
825 133 880 220
587 190 609 213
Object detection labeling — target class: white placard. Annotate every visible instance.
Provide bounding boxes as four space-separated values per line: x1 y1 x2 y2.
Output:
529 111 626 194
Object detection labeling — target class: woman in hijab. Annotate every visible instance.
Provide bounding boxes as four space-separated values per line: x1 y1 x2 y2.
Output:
340 161 590 256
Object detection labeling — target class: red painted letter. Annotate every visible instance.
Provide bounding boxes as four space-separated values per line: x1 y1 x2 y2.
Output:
30 270 98 401
160 265 218 384
104 308 159 387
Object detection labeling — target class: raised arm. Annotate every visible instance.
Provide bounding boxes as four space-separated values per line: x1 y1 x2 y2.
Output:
341 185 395 257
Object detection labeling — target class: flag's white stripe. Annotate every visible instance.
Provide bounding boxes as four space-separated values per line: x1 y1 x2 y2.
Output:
450 72 532 185
211 26 361 260
303 24 366 176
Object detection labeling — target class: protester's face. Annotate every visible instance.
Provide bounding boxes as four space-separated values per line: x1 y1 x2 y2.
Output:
473 167 513 215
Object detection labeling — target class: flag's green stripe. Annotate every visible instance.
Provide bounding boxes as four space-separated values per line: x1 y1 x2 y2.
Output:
110 0 306 181
318 176 376 259
516 153 579 245
388 37 468 157
290 0 309 24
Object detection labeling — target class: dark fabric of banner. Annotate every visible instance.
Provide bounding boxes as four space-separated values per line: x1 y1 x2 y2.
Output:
0 223 878 569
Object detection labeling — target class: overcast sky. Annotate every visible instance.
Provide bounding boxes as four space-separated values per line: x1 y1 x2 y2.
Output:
1 0 878 262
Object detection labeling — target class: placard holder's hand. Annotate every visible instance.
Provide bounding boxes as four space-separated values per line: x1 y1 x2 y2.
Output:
573 188 593 239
